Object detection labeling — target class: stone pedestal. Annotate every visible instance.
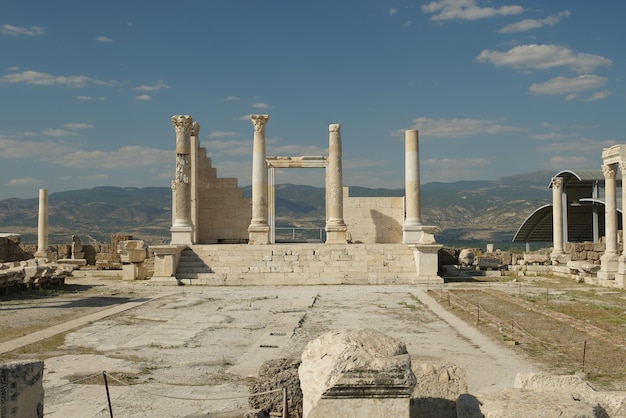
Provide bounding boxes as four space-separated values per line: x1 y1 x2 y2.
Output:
123 263 147 281
598 253 619 280
410 244 443 283
403 225 437 245
150 245 184 281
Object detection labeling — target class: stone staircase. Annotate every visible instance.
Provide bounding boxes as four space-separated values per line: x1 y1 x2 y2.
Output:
174 243 438 285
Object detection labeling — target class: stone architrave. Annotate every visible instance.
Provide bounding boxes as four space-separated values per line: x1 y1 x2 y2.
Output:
34 189 50 259
248 115 271 244
325 124 347 244
170 115 195 245
599 163 619 278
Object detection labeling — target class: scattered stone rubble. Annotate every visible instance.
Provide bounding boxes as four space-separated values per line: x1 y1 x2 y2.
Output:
0 258 76 292
244 329 625 418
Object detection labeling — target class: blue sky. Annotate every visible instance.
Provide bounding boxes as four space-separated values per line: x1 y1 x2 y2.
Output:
1 0 624 199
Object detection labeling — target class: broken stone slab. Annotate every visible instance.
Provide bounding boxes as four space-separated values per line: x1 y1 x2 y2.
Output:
567 260 601 275
458 249 475 266
299 328 416 418
457 388 606 418
515 373 626 417
118 240 147 264
476 257 502 270
248 358 303 418
0 359 44 418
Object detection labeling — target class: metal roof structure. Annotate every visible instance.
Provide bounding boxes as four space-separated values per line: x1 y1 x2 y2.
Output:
513 170 622 243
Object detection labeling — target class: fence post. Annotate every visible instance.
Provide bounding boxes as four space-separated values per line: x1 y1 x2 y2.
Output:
282 386 288 418
103 371 114 418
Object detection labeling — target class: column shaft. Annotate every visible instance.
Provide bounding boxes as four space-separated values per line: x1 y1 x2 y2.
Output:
325 124 347 244
170 115 195 245
248 115 270 244
35 189 49 258
404 130 422 226
604 164 618 255
551 177 564 256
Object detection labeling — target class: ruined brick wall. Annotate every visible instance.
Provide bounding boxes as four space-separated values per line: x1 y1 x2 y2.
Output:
343 188 404 244
564 241 621 263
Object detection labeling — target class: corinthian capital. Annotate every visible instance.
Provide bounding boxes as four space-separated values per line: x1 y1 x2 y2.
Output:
251 114 270 134
329 123 342 133
171 115 193 134
602 163 617 179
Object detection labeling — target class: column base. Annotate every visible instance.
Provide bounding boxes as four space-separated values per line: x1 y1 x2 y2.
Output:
34 250 50 259
248 224 270 245
325 229 347 245
598 253 619 280
170 225 194 245
403 225 437 245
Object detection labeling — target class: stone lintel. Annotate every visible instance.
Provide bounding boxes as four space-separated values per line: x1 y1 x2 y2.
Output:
266 155 328 168
601 144 626 164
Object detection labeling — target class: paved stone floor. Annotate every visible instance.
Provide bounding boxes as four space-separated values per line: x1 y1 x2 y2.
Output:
4 278 541 417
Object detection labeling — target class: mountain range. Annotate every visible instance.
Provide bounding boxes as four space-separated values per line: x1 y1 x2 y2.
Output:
0 171 555 250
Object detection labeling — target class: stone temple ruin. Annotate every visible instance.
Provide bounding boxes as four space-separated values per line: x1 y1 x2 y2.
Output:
150 114 442 285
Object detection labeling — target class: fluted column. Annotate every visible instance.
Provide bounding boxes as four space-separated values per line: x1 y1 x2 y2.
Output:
34 189 50 259
170 115 195 245
600 163 619 277
325 123 347 244
550 177 564 259
248 114 270 244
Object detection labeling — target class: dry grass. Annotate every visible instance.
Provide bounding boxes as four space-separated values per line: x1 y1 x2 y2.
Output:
431 276 626 390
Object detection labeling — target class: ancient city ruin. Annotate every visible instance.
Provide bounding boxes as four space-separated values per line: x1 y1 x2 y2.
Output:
1 115 625 417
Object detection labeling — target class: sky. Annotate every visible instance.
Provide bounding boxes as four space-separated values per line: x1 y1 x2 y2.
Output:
1 0 624 199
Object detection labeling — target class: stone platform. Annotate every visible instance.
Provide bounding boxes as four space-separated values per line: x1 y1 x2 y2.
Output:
168 243 442 286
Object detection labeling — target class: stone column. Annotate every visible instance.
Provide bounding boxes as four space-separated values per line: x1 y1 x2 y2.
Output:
34 189 50 259
599 163 619 278
190 121 200 244
248 114 271 244
170 115 195 245
325 124 347 244
403 130 437 245
550 177 565 260
617 162 626 286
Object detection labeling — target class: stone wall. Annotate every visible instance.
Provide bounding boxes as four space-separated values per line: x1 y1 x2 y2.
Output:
564 240 619 263
343 188 403 244
195 147 251 244
0 235 32 263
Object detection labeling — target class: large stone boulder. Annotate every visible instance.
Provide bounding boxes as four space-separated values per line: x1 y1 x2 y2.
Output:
410 361 467 418
299 328 416 418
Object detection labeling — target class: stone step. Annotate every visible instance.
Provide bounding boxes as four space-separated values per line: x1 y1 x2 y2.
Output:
176 266 214 274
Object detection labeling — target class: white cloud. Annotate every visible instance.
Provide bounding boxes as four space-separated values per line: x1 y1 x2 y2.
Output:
208 131 238 138
76 95 106 101
422 0 523 21
476 44 612 74
582 90 611 102
42 129 78 137
135 94 152 101
96 35 113 42
421 158 492 182
407 117 522 138
389 8 398 16
226 96 240 101
544 155 592 169
0 70 110 87
9 177 41 186
64 123 94 130
1 24 43 36
538 139 616 154
529 75 607 97
497 10 570 33
206 139 252 157
56 146 171 169
252 102 269 109
529 132 572 141
134 80 170 91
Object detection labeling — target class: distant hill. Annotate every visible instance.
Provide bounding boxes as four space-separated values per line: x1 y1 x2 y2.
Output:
0 171 554 249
